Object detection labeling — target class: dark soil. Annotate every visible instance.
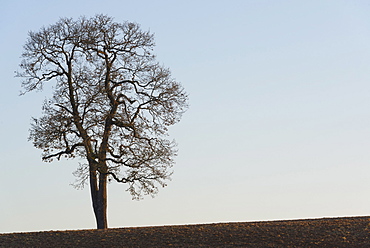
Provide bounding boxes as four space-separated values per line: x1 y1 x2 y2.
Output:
1 216 370 247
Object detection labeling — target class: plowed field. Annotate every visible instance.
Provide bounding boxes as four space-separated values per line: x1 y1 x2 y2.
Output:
1 216 370 247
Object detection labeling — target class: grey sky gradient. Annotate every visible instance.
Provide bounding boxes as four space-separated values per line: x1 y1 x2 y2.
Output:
1 0 370 233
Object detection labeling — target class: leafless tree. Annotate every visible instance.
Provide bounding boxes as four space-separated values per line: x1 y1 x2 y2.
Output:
18 14 188 229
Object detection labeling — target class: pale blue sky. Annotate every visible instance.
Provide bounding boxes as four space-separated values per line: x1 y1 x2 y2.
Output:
2 0 370 233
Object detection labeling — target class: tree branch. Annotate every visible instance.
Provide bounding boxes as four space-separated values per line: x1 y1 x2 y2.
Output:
105 172 131 183
42 142 84 161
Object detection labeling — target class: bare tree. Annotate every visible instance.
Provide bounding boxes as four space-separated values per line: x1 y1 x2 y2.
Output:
18 14 188 229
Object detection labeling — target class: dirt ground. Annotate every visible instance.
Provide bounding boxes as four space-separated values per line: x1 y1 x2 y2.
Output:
1 216 370 247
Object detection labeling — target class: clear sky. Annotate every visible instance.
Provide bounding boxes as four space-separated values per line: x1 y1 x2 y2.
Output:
1 0 370 233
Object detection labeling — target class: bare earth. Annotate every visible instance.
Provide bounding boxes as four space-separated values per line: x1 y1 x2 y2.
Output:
1 216 370 247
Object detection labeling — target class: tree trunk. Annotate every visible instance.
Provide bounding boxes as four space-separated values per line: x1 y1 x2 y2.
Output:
90 168 108 229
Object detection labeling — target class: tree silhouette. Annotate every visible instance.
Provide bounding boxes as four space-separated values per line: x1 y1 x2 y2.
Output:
18 14 188 229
